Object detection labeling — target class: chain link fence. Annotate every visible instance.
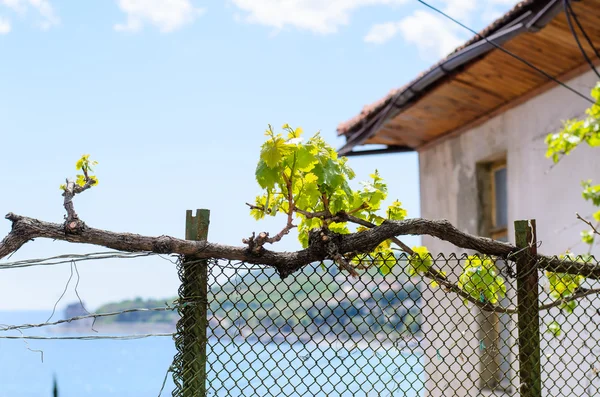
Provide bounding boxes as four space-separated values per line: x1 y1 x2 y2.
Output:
169 248 600 397
206 258 424 396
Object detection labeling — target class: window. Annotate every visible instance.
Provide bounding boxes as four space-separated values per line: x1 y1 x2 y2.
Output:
490 160 508 241
477 157 513 391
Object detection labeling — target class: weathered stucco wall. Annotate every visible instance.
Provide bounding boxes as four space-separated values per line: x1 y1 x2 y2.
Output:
418 69 600 396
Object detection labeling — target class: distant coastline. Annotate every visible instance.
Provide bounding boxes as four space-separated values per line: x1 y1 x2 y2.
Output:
55 269 424 345
56 298 179 334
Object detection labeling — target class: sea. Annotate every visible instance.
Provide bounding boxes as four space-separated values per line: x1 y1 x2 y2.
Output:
0 311 424 397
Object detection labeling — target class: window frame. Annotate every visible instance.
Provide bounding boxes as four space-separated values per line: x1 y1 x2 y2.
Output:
490 159 507 241
477 156 513 392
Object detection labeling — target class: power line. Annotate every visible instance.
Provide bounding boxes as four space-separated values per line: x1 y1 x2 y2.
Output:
564 0 600 79
0 333 174 340
0 306 177 332
416 0 594 104
0 251 167 270
342 0 596 154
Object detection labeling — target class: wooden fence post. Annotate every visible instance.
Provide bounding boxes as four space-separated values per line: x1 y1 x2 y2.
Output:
515 219 541 397
180 209 210 396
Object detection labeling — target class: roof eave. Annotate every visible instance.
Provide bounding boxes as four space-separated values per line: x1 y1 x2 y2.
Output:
337 0 563 157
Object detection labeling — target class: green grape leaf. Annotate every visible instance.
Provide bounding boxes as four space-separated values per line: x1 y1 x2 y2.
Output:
368 214 385 226
329 191 349 215
377 252 396 276
249 195 268 220
76 154 89 170
387 200 407 221
329 222 349 235
295 145 318 172
255 160 281 189
408 246 432 276
75 174 86 187
581 230 595 245
559 300 577 314
582 180 600 206
546 271 583 300
546 321 562 337
458 256 506 305
260 135 290 168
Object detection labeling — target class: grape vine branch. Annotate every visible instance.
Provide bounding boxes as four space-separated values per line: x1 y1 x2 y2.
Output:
0 211 598 276
1 123 599 316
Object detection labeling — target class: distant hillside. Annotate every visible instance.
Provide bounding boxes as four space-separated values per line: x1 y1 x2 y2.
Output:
93 297 178 324
208 262 424 341
69 262 423 340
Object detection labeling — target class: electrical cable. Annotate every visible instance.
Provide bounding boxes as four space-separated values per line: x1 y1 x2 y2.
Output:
417 0 594 104
564 0 600 79
343 0 596 153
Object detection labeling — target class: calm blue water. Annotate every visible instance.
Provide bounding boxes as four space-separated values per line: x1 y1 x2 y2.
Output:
0 311 424 397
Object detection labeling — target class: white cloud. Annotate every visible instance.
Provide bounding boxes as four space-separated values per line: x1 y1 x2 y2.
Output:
114 0 205 33
28 0 59 29
397 10 464 58
364 10 465 58
364 21 400 44
442 0 477 20
0 0 59 30
229 0 519 61
230 0 408 34
363 0 521 59
0 16 10 33
1 0 24 11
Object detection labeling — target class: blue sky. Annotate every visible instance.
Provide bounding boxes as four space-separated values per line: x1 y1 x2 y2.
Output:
0 0 515 310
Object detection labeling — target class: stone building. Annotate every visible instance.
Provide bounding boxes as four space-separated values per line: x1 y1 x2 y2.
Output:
337 0 600 395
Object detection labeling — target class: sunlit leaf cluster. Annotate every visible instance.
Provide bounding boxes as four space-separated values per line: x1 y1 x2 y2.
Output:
546 271 583 301
545 82 600 163
60 154 99 190
582 180 600 207
251 125 511 306
546 321 562 337
250 124 410 274
407 246 432 276
545 253 589 316
543 82 600 334
545 83 600 249
458 256 507 305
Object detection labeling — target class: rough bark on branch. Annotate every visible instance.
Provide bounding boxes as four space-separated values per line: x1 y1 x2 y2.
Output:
1 213 599 280
62 176 96 234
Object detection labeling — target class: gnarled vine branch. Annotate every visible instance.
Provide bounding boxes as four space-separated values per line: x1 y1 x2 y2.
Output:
2 149 599 316
2 213 599 281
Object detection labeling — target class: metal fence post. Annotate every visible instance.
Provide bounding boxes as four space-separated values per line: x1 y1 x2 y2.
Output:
515 219 541 397
173 209 210 396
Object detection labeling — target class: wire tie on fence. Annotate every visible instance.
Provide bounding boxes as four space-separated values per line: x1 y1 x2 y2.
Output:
479 340 486 351
528 219 535 247
157 364 174 397
506 245 528 260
